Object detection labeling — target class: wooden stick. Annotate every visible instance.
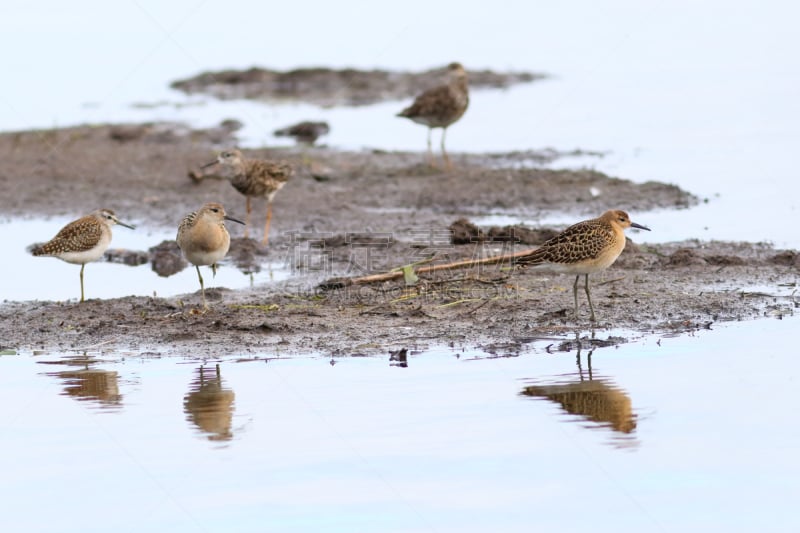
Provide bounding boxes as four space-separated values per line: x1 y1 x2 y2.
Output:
319 246 538 290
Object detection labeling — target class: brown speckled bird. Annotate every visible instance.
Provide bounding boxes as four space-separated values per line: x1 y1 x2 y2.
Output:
177 203 244 310
32 209 135 302
200 149 293 246
516 210 651 321
397 62 469 170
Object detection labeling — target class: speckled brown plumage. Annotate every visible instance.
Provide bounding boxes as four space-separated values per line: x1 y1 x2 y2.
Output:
398 62 469 169
33 215 106 257
177 202 244 310
200 149 293 245
517 210 651 321
32 208 135 302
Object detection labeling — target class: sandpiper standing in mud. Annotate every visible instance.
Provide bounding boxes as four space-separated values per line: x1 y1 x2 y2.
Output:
32 209 135 302
516 210 650 322
177 202 245 311
397 62 469 170
190 149 293 247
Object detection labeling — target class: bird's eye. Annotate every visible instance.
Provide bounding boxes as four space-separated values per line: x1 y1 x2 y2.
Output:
211 207 219 212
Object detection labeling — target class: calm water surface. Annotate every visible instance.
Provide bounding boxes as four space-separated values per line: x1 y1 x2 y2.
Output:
2 317 798 532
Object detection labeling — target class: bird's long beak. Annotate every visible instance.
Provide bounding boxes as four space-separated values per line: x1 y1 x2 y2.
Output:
631 222 651 231
201 159 219 169
113 216 136 229
224 215 245 225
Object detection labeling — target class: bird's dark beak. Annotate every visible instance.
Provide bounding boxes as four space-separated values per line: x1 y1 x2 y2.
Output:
118 221 136 230
631 222 651 231
201 159 219 169
224 215 245 225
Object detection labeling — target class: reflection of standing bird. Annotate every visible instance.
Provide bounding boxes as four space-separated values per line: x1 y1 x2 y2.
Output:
516 210 650 322
397 62 469 170
32 209 135 302
52 368 123 407
199 149 293 246
177 203 244 311
521 378 637 434
184 364 235 442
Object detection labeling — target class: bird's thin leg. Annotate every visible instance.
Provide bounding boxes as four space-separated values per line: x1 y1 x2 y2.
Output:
244 197 252 239
441 127 451 170
196 265 207 310
426 128 436 168
79 264 86 303
262 201 273 246
584 274 596 322
572 275 580 318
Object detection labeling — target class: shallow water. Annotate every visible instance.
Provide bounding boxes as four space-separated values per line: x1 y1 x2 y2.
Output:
2 317 798 532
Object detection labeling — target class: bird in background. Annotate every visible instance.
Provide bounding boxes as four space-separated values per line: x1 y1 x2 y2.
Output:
32 209 135 303
516 210 651 322
176 202 245 311
397 62 469 170
194 149 293 246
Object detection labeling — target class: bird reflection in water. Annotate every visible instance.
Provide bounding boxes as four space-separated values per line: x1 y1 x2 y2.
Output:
184 364 235 442
44 355 122 409
520 336 637 438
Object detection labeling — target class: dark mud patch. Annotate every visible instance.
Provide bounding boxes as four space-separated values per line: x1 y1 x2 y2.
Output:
0 123 695 230
273 120 330 145
0 121 795 357
170 64 545 107
3 233 797 358
449 218 561 245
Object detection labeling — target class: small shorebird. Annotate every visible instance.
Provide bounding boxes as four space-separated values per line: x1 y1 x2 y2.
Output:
197 149 293 246
177 203 245 310
397 62 469 170
32 209 135 302
516 210 650 322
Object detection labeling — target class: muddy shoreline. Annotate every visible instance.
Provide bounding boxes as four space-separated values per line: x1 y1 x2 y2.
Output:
1 123 797 357
169 64 544 107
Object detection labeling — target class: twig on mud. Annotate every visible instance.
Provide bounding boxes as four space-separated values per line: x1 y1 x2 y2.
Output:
360 303 436 319
74 339 117 352
464 296 499 315
437 298 482 308
390 290 425 303
318 247 535 290
425 276 511 287
230 303 281 311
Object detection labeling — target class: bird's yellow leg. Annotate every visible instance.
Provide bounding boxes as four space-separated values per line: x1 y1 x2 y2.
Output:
261 201 273 246
79 264 86 303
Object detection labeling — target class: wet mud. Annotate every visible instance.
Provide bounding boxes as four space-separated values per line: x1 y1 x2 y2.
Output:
170 64 544 107
1 122 797 357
